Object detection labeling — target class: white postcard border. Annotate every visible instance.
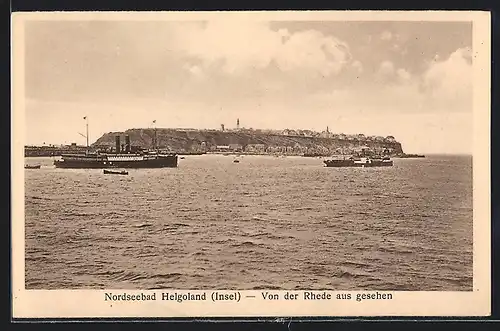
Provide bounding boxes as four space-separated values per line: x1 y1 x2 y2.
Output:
11 10 491 318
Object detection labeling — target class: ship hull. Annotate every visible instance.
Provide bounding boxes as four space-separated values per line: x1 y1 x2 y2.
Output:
323 160 355 167
324 159 393 167
367 160 393 167
54 155 178 169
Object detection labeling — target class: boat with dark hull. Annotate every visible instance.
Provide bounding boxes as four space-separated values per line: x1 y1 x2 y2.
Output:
54 153 178 169
398 153 425 158
302 152 328 157
25 164 41 169
324 156 393 167
104 169 128 175
54 134 178 169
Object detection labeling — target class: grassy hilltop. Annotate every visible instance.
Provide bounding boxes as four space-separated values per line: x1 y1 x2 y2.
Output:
92 128 404 156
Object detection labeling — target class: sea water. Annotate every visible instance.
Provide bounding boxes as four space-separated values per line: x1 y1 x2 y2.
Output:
24 154 473 290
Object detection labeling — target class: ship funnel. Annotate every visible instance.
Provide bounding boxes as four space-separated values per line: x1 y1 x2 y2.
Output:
115 135 121 154
125 135 130 153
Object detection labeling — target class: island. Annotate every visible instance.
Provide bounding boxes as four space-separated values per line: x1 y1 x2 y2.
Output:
91 128 405 157
25 128 415 157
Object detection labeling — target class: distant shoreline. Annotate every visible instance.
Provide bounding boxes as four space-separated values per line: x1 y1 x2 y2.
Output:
24 152 476 159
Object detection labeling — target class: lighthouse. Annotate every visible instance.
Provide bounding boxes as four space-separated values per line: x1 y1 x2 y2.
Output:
237 118 240 130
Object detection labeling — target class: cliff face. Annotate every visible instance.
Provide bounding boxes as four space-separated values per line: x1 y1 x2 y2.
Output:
93 128 404 155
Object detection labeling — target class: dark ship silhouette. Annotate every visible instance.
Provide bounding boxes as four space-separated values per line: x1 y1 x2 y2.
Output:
54 134 177 169
323 148 393 168
324 155 393 167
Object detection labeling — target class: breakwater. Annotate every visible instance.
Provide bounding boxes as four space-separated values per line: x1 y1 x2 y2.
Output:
25 145 87 157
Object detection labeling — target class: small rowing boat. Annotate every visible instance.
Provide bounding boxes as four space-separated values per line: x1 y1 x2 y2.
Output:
25 165 41 169
103 169 128 175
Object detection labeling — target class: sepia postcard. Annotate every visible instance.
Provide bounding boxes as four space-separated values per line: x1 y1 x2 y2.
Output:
11 10 491 319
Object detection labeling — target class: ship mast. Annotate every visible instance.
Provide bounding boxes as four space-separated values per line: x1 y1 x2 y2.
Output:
152 120 157 151
86 117 89 149
80 116 89 153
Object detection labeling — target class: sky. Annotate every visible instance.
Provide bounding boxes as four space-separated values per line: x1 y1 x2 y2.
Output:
23 20 473 154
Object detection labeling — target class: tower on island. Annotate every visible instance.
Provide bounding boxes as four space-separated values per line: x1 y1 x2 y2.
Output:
237 118 240 130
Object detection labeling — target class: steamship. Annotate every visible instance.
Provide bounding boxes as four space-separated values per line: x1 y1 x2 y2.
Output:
54 134 178 169
324 155 393 167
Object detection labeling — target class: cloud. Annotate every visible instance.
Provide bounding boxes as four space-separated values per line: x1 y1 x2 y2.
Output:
170 21 352 77
369 47 473 113
397 68 411 82
380 31 393 41
378 60 395 76
309 46 472 115
421 47 472 110
390 44 401 52
183 64 204 78
351 60 363 73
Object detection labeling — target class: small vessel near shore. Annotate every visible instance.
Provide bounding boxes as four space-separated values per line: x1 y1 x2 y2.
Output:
25 164 41 169
398 153 425 158
103 169 128 175
302 152 327 157
324 155 393 167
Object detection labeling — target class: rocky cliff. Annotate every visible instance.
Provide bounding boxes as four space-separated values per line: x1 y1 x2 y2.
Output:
92 128 404 155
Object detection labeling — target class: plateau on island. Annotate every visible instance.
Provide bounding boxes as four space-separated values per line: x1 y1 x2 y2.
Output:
91 127 404 157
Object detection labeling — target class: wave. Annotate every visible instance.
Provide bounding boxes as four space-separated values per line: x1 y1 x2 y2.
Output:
92 269 184 282
294 207 314 211
65 211 94 217
211 238 232 244
133 223 153 228
245 231 296 240
162 223 190 231
27 195 50 200
337 271 363 279
172 222 190 227
149 272 184 281
251 285 283 290
340 261 372 268
378 246 414 255
102 211 125 218
231 241 264 248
